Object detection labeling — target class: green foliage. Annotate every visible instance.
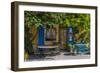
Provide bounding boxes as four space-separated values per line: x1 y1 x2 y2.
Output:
64 13 90 28
24 11 67 27
24 25 33 53
25 11 90 29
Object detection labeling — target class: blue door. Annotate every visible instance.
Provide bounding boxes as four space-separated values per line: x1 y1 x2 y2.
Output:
38 26 44 46
67 26 74 44
38 26 45 57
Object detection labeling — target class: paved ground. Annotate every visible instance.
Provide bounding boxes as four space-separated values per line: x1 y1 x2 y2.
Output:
26 52 90 61
45 52 90 60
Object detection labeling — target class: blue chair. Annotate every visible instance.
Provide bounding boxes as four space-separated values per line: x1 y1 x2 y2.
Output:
75 43 89 54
